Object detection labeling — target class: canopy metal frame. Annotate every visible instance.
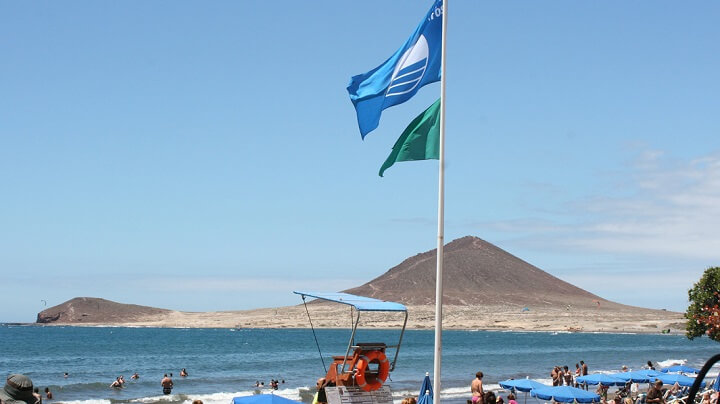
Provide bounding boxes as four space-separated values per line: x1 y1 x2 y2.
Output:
294 291 409 374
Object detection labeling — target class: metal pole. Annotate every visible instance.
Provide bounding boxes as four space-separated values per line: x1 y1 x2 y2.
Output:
433 0 448 403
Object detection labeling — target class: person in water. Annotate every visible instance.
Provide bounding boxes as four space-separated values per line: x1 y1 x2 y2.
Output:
110 377 123 389
161 374 173 395
180 369 188 377
45 387 53 400
131 373 139 380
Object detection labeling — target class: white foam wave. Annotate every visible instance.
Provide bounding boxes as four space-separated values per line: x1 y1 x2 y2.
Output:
57 400 112 404
657 359 687 368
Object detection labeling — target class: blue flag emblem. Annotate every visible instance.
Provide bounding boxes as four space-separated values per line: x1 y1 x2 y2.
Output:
347 0 443 138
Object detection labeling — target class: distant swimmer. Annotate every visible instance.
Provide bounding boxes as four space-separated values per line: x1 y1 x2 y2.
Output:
161 374 173 395
110 377 123 389
180 368 188 377
131 373 139 380
63 373 69 378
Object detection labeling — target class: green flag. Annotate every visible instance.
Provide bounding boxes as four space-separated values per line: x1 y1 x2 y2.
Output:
379 98 441 177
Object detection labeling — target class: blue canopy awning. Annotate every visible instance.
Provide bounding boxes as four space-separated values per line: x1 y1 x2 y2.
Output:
531 386 601 403
293 291 407 312
661 365 700 374
499 378 547 392
612 370 664 383
575 374 627 386
232 395 302 404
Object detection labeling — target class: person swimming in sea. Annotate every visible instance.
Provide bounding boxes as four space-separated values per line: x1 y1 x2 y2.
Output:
110 377 123 389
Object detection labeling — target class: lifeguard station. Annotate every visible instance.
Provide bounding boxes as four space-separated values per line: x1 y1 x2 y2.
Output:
294 291 408 404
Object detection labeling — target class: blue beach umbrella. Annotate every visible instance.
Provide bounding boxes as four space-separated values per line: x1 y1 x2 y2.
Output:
575 374 627 386
499 379 546 404
232 395 302 404
499 379 547 392
661 365 700 374
653 373 705 388
713 376 720 392
531 386 601 403
418 373 434 404
613 370 663 383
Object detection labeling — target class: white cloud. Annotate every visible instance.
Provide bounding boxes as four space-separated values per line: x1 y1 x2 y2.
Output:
484 150 720 261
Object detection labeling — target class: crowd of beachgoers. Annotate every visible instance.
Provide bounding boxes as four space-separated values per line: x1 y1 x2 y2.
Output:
467 361 714 404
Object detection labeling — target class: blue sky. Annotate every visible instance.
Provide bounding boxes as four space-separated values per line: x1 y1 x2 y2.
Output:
1 1 719 323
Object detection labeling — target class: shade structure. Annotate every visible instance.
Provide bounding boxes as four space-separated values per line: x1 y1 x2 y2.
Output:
232 395 302 404
654 373 705 388
500 379 547 404
292 291 407 312
713 376 720 392
530 386 601 403
418 373 434 404
499 379 547 392
661 365 700 374
575 374 627 386
612 370 663 383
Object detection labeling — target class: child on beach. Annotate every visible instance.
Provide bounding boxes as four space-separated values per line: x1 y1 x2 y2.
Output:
507 393 517 404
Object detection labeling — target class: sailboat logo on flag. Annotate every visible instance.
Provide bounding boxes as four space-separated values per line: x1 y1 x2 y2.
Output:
386 35 429 98
346 0 442 138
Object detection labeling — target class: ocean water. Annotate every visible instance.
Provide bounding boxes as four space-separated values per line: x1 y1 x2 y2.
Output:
1 326 717 404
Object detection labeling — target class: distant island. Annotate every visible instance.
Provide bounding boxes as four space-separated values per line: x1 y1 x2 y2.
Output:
36 236 686 333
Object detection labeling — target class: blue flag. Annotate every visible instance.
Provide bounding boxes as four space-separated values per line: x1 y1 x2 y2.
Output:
347 0 443 138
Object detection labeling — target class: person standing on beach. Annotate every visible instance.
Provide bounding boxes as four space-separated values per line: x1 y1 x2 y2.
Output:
551 367 559 386
574 364 581 385
313 378 327 404
563 366 573 386
471 372 484 404
161 374 173 395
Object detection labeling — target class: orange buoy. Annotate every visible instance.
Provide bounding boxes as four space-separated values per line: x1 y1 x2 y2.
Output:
354 350 390 392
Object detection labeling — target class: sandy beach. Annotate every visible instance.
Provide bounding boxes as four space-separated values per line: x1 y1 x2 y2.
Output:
52 303 685 333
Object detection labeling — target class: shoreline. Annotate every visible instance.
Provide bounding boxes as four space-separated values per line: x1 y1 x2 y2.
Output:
7 323 687 336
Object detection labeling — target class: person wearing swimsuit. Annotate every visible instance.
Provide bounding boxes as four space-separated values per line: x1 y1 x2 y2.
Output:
161 374 173 395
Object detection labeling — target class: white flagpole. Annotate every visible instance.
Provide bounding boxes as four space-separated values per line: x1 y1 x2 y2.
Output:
433 0 448 403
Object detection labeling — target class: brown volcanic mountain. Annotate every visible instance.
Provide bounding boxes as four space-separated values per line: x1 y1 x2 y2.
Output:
37 297 171 324
35 236 680 330
345 236 620 310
